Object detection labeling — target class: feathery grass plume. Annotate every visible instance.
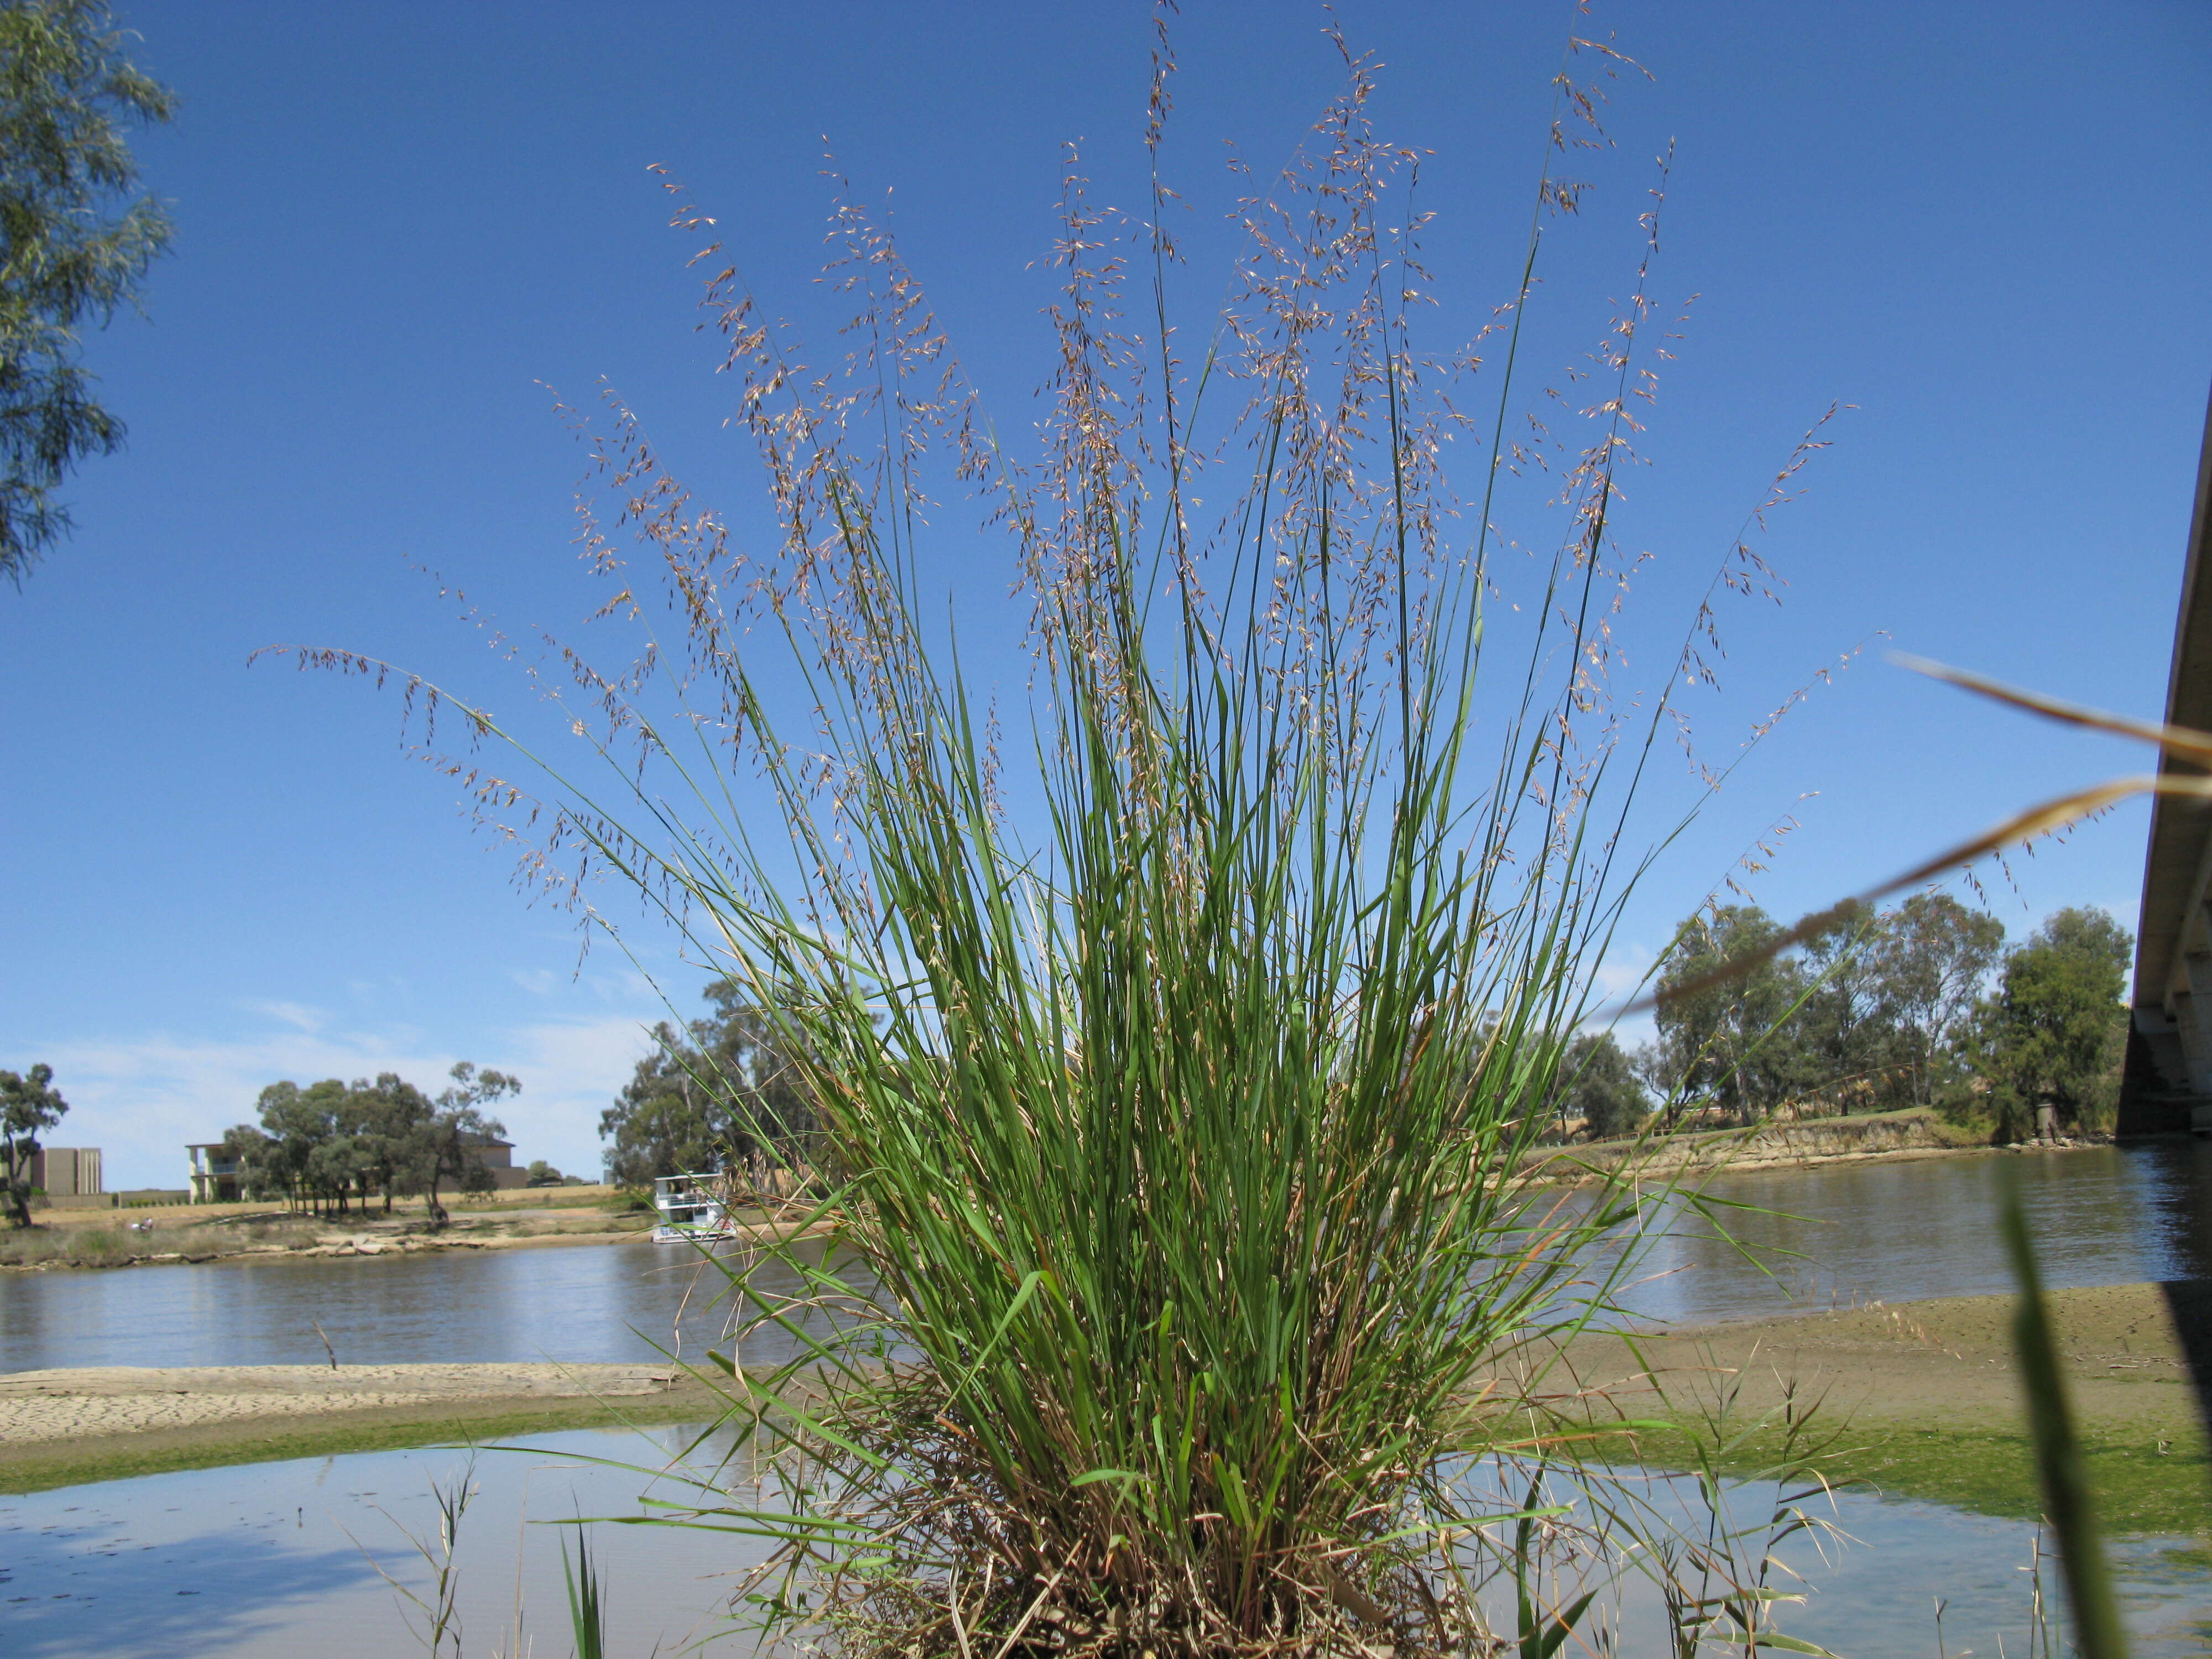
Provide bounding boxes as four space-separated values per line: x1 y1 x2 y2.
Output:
277 20 1843 1659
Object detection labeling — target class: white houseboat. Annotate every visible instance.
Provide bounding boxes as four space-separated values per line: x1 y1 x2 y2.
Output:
651 1172 736 1243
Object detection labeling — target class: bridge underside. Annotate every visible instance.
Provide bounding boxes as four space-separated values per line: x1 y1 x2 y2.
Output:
2124 385 2212 1139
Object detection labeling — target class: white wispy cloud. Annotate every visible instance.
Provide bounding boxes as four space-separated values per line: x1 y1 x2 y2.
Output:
237 1000 329 1035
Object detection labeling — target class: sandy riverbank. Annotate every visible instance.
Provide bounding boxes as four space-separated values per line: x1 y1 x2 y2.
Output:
0 1360 735 1493
0 1361 708 1441
1521 1104 2101 1185
1536 1280 2210 1532
1545 1280 2199 1437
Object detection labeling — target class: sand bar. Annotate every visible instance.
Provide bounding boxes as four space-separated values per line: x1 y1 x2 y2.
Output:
0 1360 733 1493
3 1283 2203 1500
1550 1280 2204 1437
0 1362 699 1443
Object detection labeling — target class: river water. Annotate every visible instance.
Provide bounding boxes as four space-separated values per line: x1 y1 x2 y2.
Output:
4 1141 2208 1373
4 1426 2208 1658
4 1141 2209 1657
1618 1136 2212 1323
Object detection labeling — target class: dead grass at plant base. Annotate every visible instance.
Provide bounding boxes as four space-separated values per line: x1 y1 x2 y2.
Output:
724 1371 1691 1659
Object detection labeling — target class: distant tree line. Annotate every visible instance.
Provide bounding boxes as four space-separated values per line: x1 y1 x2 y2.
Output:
599 906 2129 1179
599 979 818 1188
1553 896 2132 1141
222 1062 519 1223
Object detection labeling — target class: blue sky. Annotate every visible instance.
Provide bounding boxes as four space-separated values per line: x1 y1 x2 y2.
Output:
6 1 2210 1189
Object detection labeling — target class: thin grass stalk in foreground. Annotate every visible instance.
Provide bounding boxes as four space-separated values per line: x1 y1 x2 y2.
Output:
345 1456 477 1659
1998 1165 2131 1659
561 1526 609 1659
1542 1341 1848 1658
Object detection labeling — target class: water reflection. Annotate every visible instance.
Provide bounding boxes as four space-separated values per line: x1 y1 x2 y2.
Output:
2 1486 371 1659
4 1428 2206 1658
0 1426 771 1658
1454 1460 2212 1658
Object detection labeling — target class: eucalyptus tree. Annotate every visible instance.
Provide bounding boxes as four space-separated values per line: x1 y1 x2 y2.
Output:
1877 892 2006 1106
1974 907 2131 1134
1553 1031 1648 1141
599 980 817 1187
223 1066 514 1217
1651 905 1818 1123
1650 891 2011 1121
0 1060 65 1225
0 0 174 583
243 1078 354 1213
347 1071 434 1214
416 1061 517 1225
1792 900 1903 1110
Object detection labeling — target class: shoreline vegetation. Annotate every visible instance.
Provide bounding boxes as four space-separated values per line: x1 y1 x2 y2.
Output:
1521 1103 2114 1183
0 1187 833 1272
6 1284 2203 1533
1555 1280 2210 1538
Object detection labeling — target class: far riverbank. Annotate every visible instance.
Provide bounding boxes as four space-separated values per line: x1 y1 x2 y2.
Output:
1522 1102 2107 1185
2 1191 833 1274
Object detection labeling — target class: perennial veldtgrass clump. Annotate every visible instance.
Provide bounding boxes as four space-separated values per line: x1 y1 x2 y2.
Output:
284 23 1849 1659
